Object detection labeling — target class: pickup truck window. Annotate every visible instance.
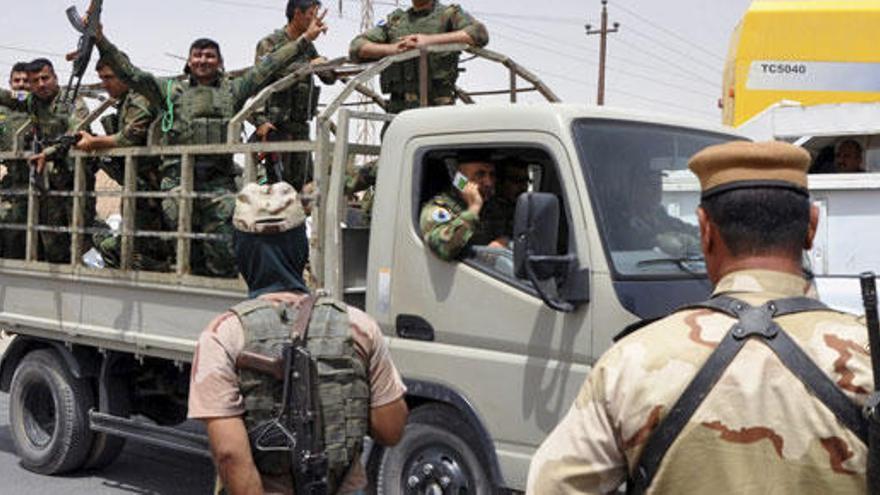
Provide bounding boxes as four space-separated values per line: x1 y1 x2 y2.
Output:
417 147 571 289
574 120 738 280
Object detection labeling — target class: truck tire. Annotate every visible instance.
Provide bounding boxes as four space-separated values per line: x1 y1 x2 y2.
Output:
376 404 492 495
8 349 95 474
82 372 130 470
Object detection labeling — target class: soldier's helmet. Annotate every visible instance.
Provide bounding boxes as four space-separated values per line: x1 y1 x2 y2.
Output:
233 182 306 235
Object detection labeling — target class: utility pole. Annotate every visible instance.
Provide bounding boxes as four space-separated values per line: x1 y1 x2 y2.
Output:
357 0 377 148
585 0 619 106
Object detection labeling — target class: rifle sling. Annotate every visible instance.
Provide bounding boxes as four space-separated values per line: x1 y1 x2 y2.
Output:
629 295 868 494
290 295 318 341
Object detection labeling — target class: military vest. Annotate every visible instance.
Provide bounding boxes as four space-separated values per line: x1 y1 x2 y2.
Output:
379 3 462 100
259 29 321 128
231 297 370 494
163 78 237 146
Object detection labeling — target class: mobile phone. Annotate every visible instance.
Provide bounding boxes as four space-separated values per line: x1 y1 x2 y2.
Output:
452 171 469 192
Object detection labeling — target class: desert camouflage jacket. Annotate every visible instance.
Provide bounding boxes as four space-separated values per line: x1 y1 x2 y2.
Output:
528 269 872 494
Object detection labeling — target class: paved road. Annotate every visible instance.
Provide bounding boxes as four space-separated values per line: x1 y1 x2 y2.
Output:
0 336 216 494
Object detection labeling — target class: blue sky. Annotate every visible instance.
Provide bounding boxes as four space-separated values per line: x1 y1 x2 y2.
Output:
0 0 753 123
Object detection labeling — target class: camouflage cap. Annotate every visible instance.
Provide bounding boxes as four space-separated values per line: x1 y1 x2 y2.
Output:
689 141 811 199
233 182 305 234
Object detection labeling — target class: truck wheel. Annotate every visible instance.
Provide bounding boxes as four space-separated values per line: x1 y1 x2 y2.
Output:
8 349 95 474
376 404 492 495
82 371 130 470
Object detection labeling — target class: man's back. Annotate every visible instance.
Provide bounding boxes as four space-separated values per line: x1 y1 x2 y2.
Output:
529 269 871 494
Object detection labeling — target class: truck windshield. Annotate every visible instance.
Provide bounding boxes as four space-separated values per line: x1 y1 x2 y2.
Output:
573 119 740 279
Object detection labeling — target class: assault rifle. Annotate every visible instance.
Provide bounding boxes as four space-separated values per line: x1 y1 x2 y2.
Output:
861 272 880 495
60 0 104 109
235 296 328 494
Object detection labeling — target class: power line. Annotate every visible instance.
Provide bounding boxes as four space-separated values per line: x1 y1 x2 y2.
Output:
0 44 175 74
611 36 720 89
622 27 721 73
612 1 725 64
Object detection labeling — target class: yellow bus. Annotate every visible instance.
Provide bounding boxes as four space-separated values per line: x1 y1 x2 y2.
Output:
723 0 880 126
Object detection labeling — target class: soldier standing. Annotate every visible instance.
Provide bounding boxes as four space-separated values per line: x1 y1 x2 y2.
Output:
188 182 408 495
76 58 170 271
419 151 507 261
345 0 490 197
0 63 32 259
93 14 328 277
1 59 89 263
252 0 335 190
527 141 874 494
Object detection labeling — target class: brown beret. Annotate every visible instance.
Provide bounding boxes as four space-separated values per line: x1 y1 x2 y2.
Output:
233 182 305 234
688 141 811 199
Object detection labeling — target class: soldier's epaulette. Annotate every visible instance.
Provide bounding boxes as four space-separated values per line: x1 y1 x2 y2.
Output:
387 9 405 25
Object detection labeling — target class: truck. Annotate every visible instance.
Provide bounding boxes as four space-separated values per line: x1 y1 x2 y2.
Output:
0 43 764 493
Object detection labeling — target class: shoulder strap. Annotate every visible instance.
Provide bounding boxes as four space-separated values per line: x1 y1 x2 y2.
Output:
230 299 283 341
630 296 867 494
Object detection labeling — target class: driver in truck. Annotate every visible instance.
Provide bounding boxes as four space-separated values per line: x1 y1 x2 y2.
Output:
419 150 508 261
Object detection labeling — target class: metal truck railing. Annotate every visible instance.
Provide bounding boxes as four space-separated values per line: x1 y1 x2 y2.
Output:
0 44 558 296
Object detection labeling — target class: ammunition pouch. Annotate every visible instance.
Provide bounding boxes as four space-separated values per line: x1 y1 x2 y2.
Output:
100 114 119 137
379 52 460 97
191 117 228 145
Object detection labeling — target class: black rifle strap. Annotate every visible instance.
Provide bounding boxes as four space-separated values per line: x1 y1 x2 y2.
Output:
629 295 867 494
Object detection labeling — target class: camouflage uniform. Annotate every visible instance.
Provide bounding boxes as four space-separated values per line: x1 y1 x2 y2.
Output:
252 28 326 190
348 1 489 114
527 270 873 494
97 35 312 277
0 90 89 263
346 2 489 198
92 90 171 271
419 189 502 261
0 102 32 258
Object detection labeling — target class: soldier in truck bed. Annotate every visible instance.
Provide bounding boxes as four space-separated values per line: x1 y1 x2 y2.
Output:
345 0 490 198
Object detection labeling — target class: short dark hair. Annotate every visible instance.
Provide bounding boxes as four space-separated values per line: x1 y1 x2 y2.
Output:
286 0 320 22
26 58 54 74
11 62 29 74
701 188 810 258
95 58 110 72
185 38 223 74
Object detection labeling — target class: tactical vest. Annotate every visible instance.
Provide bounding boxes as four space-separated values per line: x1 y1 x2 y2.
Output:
262 30 321 128
625 296 869 494
166 79 237 146
231 297 370 494
379 4 461 100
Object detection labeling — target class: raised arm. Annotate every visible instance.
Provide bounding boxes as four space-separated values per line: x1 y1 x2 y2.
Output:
95 34 166 111
232 9 328 109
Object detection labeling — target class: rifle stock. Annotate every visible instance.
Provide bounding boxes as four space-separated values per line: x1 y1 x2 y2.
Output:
236 351 284 381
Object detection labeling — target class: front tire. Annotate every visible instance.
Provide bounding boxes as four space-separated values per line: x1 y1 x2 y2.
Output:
8 349 95 474
375 404 492 495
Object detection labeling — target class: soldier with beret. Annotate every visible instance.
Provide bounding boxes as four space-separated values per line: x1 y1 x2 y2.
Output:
528 141 874 494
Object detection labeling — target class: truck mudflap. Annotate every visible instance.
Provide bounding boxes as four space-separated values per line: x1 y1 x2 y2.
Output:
403 378 506 489
0 336 99 393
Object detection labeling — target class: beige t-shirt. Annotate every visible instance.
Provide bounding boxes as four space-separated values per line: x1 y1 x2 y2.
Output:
188 292 407 494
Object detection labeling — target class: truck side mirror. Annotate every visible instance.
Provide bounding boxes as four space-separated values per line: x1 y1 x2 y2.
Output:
513 193 577 312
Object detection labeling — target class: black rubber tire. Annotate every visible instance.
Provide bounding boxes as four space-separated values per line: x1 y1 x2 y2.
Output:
8 349 95 474
82 370 130 471
376 404 492 495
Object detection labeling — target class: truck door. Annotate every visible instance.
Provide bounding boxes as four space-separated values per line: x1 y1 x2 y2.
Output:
383 132 593 487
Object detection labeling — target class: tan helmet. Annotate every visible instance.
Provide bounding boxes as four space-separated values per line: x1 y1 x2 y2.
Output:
233 182 306 234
